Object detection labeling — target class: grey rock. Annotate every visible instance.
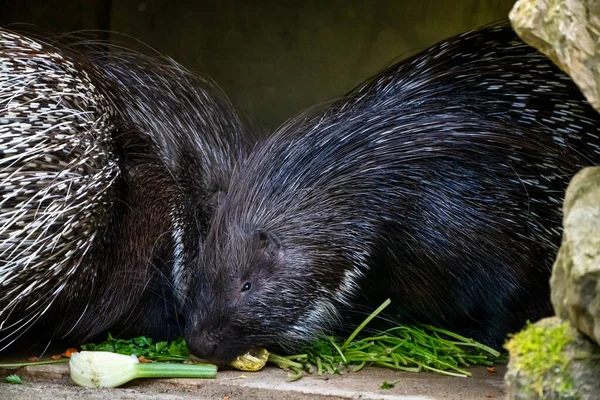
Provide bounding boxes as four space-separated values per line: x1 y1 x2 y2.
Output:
509 0 600 114
551 167 600 346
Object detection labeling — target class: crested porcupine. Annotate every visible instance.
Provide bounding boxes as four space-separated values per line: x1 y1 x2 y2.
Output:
183 21 600 365
0 28 252 351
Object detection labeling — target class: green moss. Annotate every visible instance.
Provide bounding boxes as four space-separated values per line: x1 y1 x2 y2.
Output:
505 321 577 397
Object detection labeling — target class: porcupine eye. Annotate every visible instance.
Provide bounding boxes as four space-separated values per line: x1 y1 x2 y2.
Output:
241 282 252 292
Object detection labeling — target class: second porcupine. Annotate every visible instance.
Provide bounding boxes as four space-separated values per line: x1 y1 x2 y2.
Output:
184 21 600 365
0 28 252 351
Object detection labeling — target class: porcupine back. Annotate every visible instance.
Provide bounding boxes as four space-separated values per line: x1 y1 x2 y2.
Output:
0 29 121 351
184 21 600 364
0 28 251 351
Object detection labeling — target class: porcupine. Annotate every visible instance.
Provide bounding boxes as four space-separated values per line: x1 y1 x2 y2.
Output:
183 20 600 365
0 28 252 352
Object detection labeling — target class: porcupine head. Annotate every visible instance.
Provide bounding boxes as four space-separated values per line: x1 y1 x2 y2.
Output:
183 178 357 366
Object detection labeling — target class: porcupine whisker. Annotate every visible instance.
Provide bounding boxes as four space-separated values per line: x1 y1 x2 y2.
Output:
115 235 181 293
0 299 54 351
31 338 53 360
60 300 91 339
67 30 167 59
115 264 182 308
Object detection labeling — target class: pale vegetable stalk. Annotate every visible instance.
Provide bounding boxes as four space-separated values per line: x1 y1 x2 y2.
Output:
69 351 217 388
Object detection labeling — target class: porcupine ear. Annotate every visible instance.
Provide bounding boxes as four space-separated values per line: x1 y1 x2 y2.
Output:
255 230 284 261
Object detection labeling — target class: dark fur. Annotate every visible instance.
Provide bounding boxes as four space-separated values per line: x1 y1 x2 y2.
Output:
0 28 253 351
184 21 600 365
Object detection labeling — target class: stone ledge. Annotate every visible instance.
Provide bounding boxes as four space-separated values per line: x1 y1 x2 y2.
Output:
1 360 505 400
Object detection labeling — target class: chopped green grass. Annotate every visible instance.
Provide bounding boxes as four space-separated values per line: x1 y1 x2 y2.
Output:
381 378 401 389
1 298 502 383
5 374 22 384
81 334 190 361
268 298 502 380
0 335 189 369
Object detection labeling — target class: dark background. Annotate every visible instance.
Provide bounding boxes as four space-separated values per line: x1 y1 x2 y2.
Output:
1 0 516 132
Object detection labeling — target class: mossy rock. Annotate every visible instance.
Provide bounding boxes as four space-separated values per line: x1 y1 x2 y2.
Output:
504 317 600 400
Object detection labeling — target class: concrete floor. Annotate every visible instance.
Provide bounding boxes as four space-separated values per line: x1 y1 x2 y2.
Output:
1 357 505 400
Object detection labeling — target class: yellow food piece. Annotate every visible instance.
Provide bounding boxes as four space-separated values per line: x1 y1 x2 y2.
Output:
230 348 269 371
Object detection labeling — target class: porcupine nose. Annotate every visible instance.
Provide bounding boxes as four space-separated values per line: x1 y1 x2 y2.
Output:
187 330 219 362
